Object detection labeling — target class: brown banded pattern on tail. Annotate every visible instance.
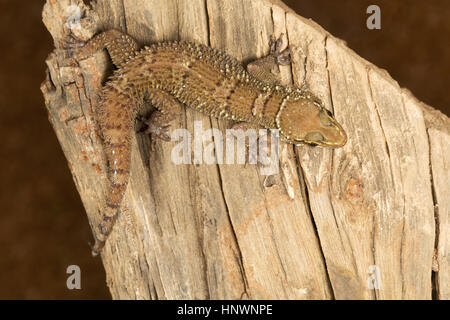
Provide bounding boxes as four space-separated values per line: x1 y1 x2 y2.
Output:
91 83 139 256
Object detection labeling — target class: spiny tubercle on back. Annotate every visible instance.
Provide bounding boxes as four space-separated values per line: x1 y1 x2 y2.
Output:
103 40 311 127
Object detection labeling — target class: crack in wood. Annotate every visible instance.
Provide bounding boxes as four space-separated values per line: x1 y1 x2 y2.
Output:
295 157 336 299
426 128 440 300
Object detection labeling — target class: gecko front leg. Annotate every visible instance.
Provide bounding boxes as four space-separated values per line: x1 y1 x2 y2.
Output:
246 35 291 86
229 35 290 165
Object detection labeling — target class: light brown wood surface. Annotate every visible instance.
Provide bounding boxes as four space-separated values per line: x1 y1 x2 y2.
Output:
41 0 449 299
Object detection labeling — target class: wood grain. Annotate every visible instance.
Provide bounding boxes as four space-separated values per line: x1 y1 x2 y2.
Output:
41 0 449 299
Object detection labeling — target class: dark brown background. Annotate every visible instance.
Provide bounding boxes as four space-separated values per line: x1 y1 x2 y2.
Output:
0 0 448 299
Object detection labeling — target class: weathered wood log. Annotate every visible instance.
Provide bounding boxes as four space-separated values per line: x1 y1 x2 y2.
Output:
41 0 449 299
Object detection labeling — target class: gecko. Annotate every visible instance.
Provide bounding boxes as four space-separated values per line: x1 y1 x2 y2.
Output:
73 29 347 256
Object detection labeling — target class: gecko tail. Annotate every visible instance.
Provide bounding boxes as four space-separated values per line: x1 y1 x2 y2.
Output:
90 209 118 256
89 230 116 256
90 237 106 257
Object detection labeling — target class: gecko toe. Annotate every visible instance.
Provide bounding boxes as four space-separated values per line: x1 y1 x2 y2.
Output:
144 111 177 142
274 36 284 54
64 33 87 55
277 48 291 65
146 123 172 141
269 34 285 54
269 37 276 54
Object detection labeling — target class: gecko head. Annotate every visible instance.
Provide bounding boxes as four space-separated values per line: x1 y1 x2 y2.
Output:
275 97 347 148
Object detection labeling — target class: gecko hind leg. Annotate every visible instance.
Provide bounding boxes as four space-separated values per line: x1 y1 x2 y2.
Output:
139 89 182 148
143 111 177 142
